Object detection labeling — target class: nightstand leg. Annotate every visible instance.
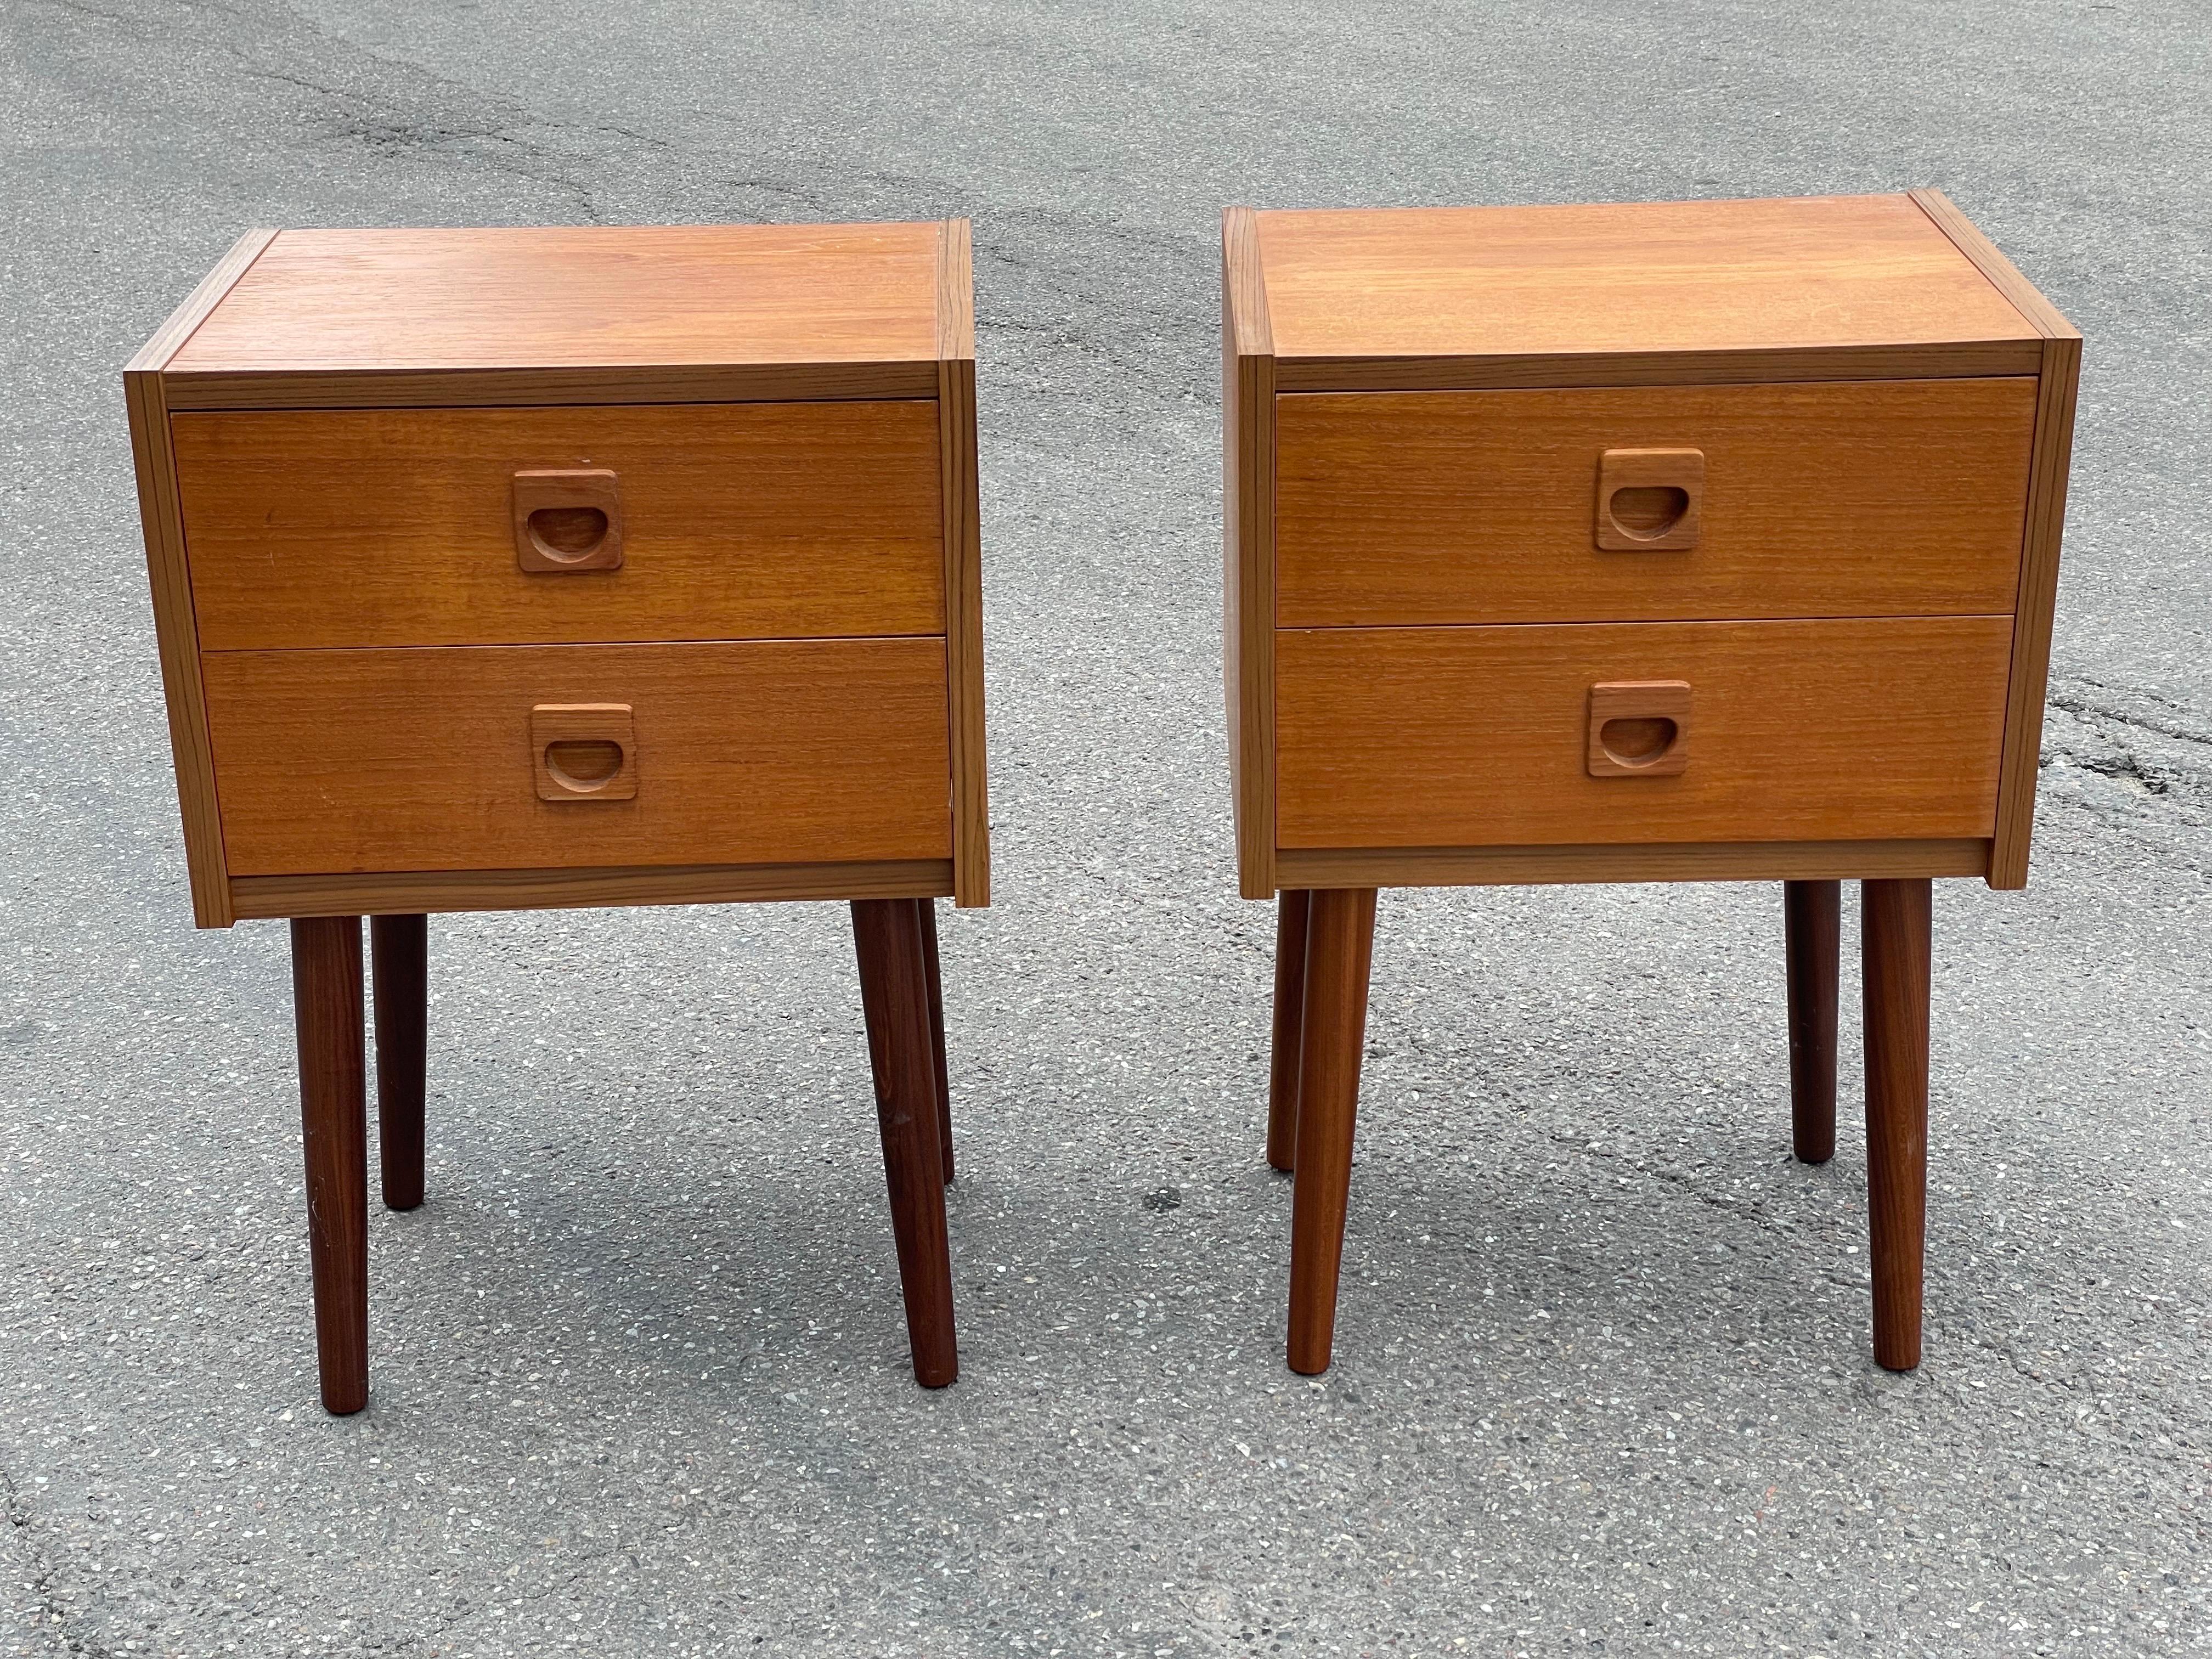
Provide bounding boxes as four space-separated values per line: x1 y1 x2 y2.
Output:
1784 880 1840 1165
371 914 428 1211
1266 890 1313 1173
919 899 953 1186
1862 878 1932 1372
290 916 369 1416
1286 887 1378 1376
851 898 958 1387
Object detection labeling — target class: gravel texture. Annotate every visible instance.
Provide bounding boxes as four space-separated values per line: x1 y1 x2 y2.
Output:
3 1 2209 1655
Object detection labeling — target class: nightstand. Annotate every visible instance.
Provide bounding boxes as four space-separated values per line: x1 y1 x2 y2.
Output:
126 221 988 1409
1222 193 2079 1374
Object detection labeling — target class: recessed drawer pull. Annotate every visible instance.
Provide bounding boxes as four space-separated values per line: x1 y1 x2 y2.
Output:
1595 448 1703 551
513 469 624 573
1587 680 1690 777
531 703 637 800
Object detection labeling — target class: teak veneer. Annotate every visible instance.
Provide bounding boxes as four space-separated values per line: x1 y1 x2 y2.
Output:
127 221 989 1409
1224 191 2080 1376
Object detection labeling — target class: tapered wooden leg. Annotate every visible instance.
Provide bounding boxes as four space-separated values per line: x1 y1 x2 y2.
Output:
919 899 953 1186
1784 879 1840 1165
1266 890 1313 1173
1286 888 1378 1376
370 914 427 1212
1862 878 1932 1372
851 898 958 1387
290 916 369 1415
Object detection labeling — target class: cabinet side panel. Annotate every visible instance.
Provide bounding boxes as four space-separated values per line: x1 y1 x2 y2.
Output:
938 218 989 906
938 358 990 906
1989 334 2082 888
120 228 278 928
125 371 234 927
1223 210 1276 898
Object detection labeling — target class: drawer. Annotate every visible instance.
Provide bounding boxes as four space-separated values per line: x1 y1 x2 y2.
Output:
1274 379 2036 625
204 639 951 874
1276 617 2012 848
176 403 944 649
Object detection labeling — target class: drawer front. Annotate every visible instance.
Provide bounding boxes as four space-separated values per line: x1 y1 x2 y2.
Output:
176 403 944 650
205 640 951 874
1275 379 2036 625
1276 617 2012 848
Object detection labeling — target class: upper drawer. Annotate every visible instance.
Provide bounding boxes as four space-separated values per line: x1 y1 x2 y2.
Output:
204 638 951 876
1275 379 2036 625
175 402 944 649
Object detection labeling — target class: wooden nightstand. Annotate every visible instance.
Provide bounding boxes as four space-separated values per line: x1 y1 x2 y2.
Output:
126 221 988 1409
1222 193 2079 1375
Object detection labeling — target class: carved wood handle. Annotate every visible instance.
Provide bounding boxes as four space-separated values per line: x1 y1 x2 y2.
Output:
1595 449 1704 551
531 704 636 800
1587 681 1690 777
514 469 623 572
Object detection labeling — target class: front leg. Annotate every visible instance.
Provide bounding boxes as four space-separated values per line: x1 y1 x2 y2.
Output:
1862 878 1932 1372
1286 887 1378 1375
851 898 958 1387
291 916 369 1415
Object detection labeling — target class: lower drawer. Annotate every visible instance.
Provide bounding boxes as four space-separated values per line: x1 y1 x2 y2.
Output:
1276 617 2012 848
205 639 951 875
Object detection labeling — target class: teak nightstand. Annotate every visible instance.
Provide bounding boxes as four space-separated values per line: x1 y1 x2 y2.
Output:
1222 193 2079 1375
126 221 988 1409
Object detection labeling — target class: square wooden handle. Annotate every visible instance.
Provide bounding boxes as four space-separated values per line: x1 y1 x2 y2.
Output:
532 704 637 800
514 469 624 573
1595 448 1703 551
1588 681 1690 777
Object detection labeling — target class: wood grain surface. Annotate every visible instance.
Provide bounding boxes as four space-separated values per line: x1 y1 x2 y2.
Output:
1991 335 2084 887
168 223 943 376
1275 617 2013 848
1223 207 1278 898
204 640 951 875
162 363 943 410
1908 189 2083 891
935 219 991 907
176 403 944 649
123 227 279 927
1275 379 2036 625
1273 839 1990 889
1254 195 2036 372
1269 341 2042 394
229 859 953 920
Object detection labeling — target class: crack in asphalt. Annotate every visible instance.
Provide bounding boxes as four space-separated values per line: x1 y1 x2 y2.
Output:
32 0 1237 409
1 1464 122 1659
2042 672 2212 850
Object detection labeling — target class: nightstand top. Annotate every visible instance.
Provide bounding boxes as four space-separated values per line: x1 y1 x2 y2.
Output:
1233 194 2067 387
138 221 967 407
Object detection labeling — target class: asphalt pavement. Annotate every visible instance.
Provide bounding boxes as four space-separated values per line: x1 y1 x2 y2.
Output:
2 1 2208 1654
